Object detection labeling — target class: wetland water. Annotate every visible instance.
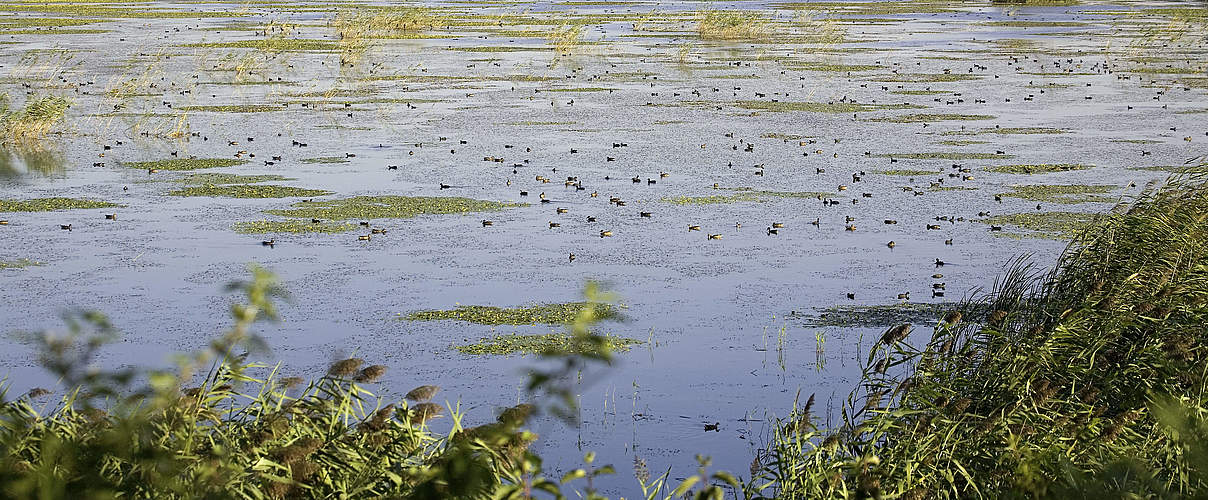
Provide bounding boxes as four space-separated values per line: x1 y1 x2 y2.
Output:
0 0 1205 494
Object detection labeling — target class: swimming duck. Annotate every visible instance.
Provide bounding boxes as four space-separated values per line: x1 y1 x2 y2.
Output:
771 222 784 229
60 224 71 231
105 214 116 220
482 220 493 227
587 216 597 222
688 225 700 231
262 239 275 247
568 253 575 262
358 235 371 241
600 230 613 238
766 227 778 235
708 233 722 240
549 221 560 228
887 241 896 248
810 218 820 226
639 212 652 218
556 207 568 214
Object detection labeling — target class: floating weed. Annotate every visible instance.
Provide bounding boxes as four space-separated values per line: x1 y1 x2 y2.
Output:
264 196 525 221
1111 138 1162 144
123 158 247 171
796 302 967 328
168 184 332 199
877 73 983 83
174 173 291 185
663 188 831 205
870 113 995 123
871 169 940 176
300 156 350 164
232 220 356 234
983 163 1092 174
736 101 924 113
936 139 987 145
454 333 642 356
998 184 1117 203
930 185 979 191
182 39 340 51
0 197 120 212
874 152 1014 160
404 302 620 325
980 211 1099 239
890 89 951 95
0 258 42 270
175 104 282 113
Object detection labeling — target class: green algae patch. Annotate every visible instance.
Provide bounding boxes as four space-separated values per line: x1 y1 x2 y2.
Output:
300 157 350 164
182 39 340 51
265 196 525 221
877 73 983 83
871 169 940 176
891 90 951 95
936 139 987 146
736 101 924 113
175 173 291 185
123 158 247 171
0 258 42 270
168 184 332 199
984 164 1091 174
797 302 966 328
233 220 356 234
405 302 619 325
875 152 1014 160
930 185 978 192
176 105 282 113
944 127 1068 136
997 184 1117 204
0 197 120 212
664 187 830 205
540 87 616 93
454 333 642 356
871 113 995 123
980 211 1098 240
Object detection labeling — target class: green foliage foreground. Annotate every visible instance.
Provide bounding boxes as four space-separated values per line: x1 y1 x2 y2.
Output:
760 167 1208 498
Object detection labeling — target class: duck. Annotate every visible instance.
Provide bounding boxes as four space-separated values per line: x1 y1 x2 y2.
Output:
371 228 387 234
639 212 652 218
887 241 896 248
548 221 560 228
600 230 613 238
707 233 722 240
766 227 778 235
358 234 371 241
568 253 576 262
587 216 597 222
60 224 72 231
846 293 855 300
884 219 897 225
104 214 116 220
935 259 945 267
481 220 493 226
556 207 568 214
688 225 701 231
945 239 953 245
771 222 784 229
927 224 941 230
312 218 322 223
810 218 820 226
0 220 7 225
897 292 910 300
360 221 370 226
591 191 598 197
261 239 275 247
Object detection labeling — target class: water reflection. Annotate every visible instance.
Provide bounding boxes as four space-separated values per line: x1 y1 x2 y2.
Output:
0 146 65 178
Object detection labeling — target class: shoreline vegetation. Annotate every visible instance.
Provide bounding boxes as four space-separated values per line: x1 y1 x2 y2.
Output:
3 169 1207 497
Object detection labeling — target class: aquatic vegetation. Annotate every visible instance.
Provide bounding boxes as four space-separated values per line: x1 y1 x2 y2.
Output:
877 73 982 83
998 184 1117 203
547 23 585 56
168 184 332 199
0 258 42 270
954 126 1069 135
797 302 966 328
871 169 939 176
697 10 770 40
870 113 995 123
265 196 525 221
874 152 1014 160
0 197 120 212
404 302 619 326
174 173 291 185
983 163 1092 174
300 156 350 164
182 39 340 51
455 333 642 356
980 211 1099 239
0 94 71 144
890 89 950 95
936 139 986 146
737 101 924 113
233 220 356 234
122 158 247 171
663 188 830 205
175 105 282 113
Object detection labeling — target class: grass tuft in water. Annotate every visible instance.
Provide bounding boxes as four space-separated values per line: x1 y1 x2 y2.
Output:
997 184 1117 203
265 196 525 221
404 302 619 325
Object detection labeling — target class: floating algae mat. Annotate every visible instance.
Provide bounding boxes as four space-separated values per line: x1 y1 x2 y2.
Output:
997 184 1118 203
264 196 525 221
168 184 332 199
662 188 830 205
232 220 356 234
795 302 970 328
874 152 1014 160
983 164 1092 174
980 211 1100 240
870 113 995 123
0 258 42 269
0 197 120 212
122 158 247 171
454 333 642 356
403 302 620 325
734 101 924 113
173 173 291 184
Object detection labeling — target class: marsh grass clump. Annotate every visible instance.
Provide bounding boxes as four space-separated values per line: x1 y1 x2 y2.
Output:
874 152 1014 160
0 197 120 212
984 164 1092 174
870 113 995 123
123 158 247 171
998 183 1117 203
761 167 1208 498
798 302 967 328
404 302 620 326
167 184 332 199
0 94 70 144
174 173 290 185
697 10 770 40
455 333 643 356
265 195 525 221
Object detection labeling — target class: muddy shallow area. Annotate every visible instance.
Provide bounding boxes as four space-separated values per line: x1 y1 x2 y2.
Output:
0 0 1204 494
